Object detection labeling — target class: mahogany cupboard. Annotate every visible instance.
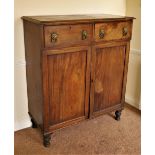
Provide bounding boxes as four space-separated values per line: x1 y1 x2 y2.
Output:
22 14 134 147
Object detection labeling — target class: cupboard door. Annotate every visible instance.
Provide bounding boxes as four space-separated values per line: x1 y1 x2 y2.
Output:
43 47 90 130
90 43 128 116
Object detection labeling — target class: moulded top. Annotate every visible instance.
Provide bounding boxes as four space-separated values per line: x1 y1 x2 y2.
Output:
22 14 135 25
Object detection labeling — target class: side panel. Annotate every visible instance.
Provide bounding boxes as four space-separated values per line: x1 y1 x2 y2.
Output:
23 20 44 128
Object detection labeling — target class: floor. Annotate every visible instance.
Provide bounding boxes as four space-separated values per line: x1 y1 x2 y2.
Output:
14 105 141 155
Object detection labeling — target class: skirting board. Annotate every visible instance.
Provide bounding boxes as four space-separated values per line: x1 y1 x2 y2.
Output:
15 119 31 131
125 96 140 110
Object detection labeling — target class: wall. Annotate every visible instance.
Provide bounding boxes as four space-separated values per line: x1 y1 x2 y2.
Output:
125 0 141 109
15 0 126 131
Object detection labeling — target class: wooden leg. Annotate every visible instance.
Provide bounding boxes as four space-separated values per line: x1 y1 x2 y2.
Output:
115 110 122 121
43 134 51 147
31 118 37 128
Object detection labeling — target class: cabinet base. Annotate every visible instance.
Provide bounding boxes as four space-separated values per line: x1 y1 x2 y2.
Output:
29 109 123 147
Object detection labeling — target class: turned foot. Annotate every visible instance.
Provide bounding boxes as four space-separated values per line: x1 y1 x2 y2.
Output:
31 118 37 128
43 134 51 147
115 110 122 121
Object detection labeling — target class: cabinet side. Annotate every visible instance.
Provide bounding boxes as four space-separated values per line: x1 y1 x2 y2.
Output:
23 20 44 129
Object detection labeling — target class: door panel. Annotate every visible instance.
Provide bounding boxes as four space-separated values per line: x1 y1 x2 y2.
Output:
93 45 126 113
44 47 90 126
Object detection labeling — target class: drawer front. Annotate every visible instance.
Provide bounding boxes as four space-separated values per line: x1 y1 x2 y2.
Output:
44 24 92 48
95 21 132 42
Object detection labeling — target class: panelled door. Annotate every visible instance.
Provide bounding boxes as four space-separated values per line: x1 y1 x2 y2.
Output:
90 42 129 117
43 46 91 131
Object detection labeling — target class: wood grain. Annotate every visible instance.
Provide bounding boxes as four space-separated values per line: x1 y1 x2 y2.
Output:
92 44 126 113
23 20 44 129
95 21 132 42
22 14 135 25
121 42 131 108
47 50 87 125
22 15 134 146
44 24 92 48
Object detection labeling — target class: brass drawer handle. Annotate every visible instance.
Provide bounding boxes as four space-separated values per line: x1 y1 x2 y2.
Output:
123 27 128 36
51 32 58 42
81 30 87 40
99 29 105 39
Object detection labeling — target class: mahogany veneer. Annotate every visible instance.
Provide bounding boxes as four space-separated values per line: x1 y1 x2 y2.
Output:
22 14 134 147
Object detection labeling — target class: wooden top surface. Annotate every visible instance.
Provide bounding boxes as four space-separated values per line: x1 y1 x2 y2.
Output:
22 14 135 25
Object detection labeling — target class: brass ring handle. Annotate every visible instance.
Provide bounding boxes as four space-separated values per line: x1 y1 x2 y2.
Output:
81 30 87 40
51 32 58 42
122 27 128 36
99 29 105 39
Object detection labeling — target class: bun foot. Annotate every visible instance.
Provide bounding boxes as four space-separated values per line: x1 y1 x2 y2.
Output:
43 134 51 147
115 110 122 121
